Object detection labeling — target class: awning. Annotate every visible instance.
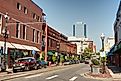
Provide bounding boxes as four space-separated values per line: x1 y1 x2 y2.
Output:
0 41 40 51
31 46 40 51
0 41 15 48
22 45 33 51
22 45 40 51
11 43 26 50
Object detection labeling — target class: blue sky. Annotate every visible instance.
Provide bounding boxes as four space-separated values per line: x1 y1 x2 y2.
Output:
33 0 120 51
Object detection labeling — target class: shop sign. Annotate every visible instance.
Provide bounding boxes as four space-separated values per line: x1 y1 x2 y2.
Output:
32 50 36 55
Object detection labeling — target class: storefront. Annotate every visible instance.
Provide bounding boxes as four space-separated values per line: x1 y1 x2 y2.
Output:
0 41 40 68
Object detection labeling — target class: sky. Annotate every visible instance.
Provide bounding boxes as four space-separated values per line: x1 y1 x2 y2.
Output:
33 0 120 51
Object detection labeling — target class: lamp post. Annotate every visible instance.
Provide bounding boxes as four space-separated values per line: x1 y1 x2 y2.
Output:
1 13 9 72
100 33 105 74
57 42 60 65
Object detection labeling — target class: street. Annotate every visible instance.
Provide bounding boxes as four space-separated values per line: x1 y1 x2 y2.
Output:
6 64 102 81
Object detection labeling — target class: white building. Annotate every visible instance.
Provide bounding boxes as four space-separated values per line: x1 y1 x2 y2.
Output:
68 36 94 55
105 37 115 52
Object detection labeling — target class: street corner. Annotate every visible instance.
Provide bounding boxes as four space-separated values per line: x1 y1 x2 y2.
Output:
81 72 112 80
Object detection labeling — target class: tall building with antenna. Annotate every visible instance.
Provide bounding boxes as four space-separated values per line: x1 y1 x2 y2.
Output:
72 22 87 38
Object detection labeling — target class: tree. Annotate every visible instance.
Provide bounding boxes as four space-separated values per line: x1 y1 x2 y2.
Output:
52 54 57 63
83 47 93 59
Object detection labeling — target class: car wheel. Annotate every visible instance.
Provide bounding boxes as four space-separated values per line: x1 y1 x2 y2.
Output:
13 69 17 73
25 66 30 71
39 65 42 69
44 65 47 68
34 65 38 70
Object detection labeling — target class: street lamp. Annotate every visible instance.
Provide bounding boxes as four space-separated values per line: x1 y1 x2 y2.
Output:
1 13 10 72
100 33 105 51
57 42 60 65
100 33 105 74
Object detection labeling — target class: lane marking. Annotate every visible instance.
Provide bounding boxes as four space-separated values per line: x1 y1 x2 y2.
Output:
69 76 78 81
46 75 58 80
25 73 44 79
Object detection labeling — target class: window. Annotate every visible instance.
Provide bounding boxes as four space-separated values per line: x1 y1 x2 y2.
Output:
37 16 40 21
0 14 2 34
49 39 51 47
17 3 21 10
38 17 42 22
24 7 28 14
16 22 20 38
37 31 39 43
33 13 36 19
33 29 35 42
23 25 26 39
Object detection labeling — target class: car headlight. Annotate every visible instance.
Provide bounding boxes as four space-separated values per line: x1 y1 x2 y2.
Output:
13 64 15 67
20 63 23 66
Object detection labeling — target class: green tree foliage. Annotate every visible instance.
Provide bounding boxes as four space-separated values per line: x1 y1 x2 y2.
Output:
41 52 45 60
91 59 100 65
96 52 100 55
52 54 57 63
60 55 64 63
83 47 93 59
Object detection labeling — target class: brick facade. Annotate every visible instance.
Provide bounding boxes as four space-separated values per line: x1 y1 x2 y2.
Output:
0 0 45 68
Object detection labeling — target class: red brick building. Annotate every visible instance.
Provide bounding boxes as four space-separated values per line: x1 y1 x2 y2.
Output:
44 26 77 63
0 0 78 67
0 0 45 68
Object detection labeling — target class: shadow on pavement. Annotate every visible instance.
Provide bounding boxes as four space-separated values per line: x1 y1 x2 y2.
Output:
107 64 121 74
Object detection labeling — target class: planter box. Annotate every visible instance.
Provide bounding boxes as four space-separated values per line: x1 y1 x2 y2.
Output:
91 65 101 74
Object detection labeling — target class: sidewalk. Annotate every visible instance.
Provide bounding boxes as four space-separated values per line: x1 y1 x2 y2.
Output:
84 67 112 81
107 65 121 80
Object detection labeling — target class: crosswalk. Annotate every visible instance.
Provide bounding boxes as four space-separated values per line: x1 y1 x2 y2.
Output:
25 74 79 81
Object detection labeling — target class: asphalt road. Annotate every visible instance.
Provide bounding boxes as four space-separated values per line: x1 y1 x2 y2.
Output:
7 64 102 81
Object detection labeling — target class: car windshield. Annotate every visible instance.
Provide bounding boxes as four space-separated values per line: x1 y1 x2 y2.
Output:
17 59 30 62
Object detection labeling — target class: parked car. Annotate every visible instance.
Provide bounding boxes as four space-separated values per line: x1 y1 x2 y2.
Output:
75 60 80 64
63 60 72 65
37 60 47 68
84 60 89 64
13 57 38 73
80 60 85 63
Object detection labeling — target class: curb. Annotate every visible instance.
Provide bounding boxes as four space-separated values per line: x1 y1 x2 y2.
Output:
82 72 113 80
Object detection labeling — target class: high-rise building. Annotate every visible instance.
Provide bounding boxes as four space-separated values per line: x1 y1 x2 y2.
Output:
73 22 87 38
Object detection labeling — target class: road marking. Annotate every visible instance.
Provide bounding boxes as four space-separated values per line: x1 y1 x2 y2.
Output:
69 76 78 81
25 73 44 79
46 75 58 80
